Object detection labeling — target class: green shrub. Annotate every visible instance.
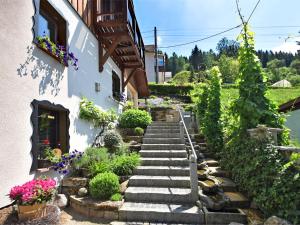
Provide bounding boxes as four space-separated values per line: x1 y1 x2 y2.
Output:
110 193 122 201
123 101 134 111
73 147 109 169
111 153 140 176
170 70 191 85
103 131 123 150
118 109 152 129
88 161 111 177
149 83 194 96
134 127 144 136
89 172 120 199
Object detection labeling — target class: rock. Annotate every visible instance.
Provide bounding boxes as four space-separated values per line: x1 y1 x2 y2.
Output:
53 194 68 208
129 140 138 145
229 223 245 225
62 177 88 187
120 180 129 194
78 187 88 197
264 216 291 225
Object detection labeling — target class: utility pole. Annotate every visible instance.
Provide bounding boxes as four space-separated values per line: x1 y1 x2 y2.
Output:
154 26 158 83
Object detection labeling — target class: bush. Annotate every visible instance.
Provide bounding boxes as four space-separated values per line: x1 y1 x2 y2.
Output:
149 83 194 96
170 70 191 85
103 131 123 150
110 193 122 201
111 153 140 176
134 127 144 136
88 161 111 177
72 147 109 169
89 172 120 199
123 101 134 111
118 109 152 129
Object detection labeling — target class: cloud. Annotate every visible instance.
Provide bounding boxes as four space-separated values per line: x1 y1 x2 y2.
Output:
272 37 300 53
157 36 162 46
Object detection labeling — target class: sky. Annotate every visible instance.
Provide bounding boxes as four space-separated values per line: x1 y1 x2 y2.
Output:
133 0 300 57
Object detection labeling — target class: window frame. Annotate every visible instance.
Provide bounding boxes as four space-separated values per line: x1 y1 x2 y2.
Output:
112 71 121 100
33 0 68 64
30 100 70 172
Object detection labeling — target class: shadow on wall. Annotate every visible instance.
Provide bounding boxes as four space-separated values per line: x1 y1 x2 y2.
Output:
17 45 65 96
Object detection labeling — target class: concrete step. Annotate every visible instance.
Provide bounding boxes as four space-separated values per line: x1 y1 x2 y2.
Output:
128 175 191 188
143 138 183 144
140 150 187 158
151 122 179 126
119 202 204 224
146 129 180 134
141 158 189 167
142 144 186 150
134 166 190 176
148 125 180 129
125 187 193 204
145 133 181 138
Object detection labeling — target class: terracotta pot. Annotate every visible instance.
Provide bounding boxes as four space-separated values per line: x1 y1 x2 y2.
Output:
18 203 46 220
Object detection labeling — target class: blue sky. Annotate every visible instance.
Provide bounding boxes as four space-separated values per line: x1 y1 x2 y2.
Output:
133 0 300 56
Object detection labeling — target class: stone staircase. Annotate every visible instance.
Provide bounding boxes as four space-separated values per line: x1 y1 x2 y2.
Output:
118 121 204 224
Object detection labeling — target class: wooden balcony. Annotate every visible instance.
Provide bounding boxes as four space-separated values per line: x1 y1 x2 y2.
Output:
94 0 145 72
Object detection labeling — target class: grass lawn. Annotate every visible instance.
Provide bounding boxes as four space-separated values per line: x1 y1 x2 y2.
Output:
221 87 300 108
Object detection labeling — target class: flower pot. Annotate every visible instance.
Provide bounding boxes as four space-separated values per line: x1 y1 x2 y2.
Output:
18 203 46 220
38 159 52 168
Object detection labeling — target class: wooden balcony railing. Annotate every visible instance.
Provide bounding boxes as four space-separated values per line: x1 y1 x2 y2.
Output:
94 0 145 69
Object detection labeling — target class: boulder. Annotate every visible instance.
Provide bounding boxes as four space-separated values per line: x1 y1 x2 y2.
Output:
78 187 88 197
53 194 68 208
264 216 291 225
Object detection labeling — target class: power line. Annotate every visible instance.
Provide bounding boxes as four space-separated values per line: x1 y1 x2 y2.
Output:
246 0 261 23
159 24 242 49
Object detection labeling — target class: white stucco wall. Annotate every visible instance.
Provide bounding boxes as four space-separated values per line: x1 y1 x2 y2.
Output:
145 52 156 83
285 109 300 144
0 0 123 207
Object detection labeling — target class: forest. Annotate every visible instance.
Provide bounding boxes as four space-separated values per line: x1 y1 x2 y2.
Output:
164 37 300 86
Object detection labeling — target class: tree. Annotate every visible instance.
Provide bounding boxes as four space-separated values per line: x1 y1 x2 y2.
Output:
218 54 239 83
203 66 223 153
170 71 191 85
216 37 240 58
290 59 300 74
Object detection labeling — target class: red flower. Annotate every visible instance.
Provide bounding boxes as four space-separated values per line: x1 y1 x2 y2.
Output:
43 139 50 145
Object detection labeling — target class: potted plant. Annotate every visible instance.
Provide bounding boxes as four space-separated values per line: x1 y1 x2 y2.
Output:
38 147 62 169
9 178 57 220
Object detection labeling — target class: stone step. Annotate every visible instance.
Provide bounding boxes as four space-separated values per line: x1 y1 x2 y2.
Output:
143 138 183 144
134 166 190 176
151 122 179 126
119 202 204 224
142 144 186 150
140 150 187 158
224 192 250 209
111 222 198 225
215 177 237 192
146 128 180 134
148 125 180 129
141 158 189 167
203 159 219 167
207 167 230 178
125 187 193 204
145 133 181 138
128 175 191 188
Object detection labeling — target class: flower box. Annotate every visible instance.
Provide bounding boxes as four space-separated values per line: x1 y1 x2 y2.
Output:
38 159 53 169
36 44 68 67
18 203 46 221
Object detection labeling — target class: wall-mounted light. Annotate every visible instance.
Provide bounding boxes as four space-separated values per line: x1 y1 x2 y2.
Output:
95 82 101 92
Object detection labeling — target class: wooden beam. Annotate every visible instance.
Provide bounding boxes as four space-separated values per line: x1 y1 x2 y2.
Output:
124 68 138 90
99 36 127 72
100 31 128 38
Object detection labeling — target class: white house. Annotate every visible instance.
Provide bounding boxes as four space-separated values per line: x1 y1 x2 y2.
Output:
0 0 148 207
279 97 300 144
145 44 166 83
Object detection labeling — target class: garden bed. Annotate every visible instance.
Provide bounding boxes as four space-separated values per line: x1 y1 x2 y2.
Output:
69 195 123 220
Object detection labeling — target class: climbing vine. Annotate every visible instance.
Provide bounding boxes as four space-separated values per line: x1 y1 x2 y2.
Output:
202 66 223 154
79 97 117 147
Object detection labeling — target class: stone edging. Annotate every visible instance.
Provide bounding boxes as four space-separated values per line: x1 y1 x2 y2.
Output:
69 195 123 220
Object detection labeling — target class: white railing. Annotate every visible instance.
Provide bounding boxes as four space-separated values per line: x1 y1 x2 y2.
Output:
177 106 199 203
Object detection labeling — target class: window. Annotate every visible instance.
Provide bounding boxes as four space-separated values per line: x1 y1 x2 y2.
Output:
36 0 66 47
112 71 121 100
31 100 70 171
